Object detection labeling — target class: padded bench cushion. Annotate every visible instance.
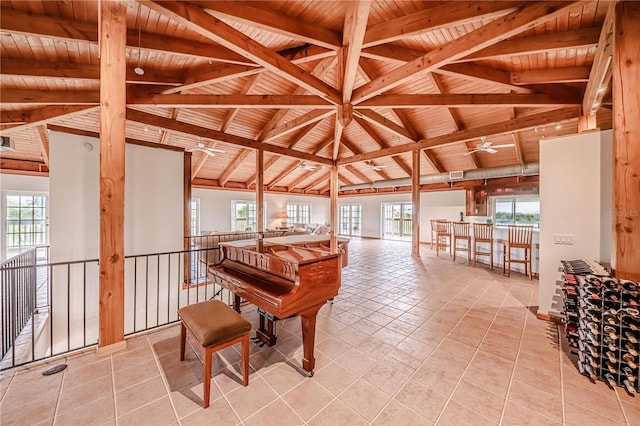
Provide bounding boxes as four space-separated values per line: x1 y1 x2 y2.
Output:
178 300 251 348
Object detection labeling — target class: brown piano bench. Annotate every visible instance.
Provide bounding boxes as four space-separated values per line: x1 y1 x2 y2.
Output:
178 299 252 408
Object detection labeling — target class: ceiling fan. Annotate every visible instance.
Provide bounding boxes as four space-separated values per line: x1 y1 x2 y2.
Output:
186 142 225 157
465 136 514 155
298 161 317 171
365 160 386 171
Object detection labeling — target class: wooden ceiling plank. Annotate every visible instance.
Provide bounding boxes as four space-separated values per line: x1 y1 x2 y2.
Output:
459 26 601 62
287 169 318 190
0 6 253 65
267 161 301 189
337 107 579 165
288 121 322 150
423 151 443 173
392 156 412 176
363 1 522 48
312 136 335 155
583 2 615 115
356 93 582 108
354 109 414 141
304 172 331 193
220 74 262 133
0 105 96 135
219 149 254 187
344 164 371 184
510 109 525 166
262 110 334 142
191 141 219 179
352 1 580 103
510 66 590 85
142 1 341 104
247 155 280 187
159 108 179 144
125 108 333 165
195 0 341 49
33 125 50 168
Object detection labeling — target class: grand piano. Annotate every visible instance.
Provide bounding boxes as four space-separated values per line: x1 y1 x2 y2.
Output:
208 236 347 375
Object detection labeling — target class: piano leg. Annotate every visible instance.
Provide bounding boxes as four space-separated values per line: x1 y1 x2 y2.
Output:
256 313 277 347
299 304 323 376
233 295 242 313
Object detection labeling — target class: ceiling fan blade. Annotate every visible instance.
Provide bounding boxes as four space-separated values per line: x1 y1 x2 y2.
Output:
464 149 480 155
485 148 498 154
202 150 216 157
208 147 225 153
479 141 492 149
491 143 516 149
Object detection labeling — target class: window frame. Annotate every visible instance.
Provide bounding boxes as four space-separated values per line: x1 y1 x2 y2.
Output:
338 204 362 236
492 195 540 228
3 191 49 259
286 203 311 225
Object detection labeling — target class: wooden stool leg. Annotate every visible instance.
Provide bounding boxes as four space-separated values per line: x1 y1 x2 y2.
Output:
204 346 212 408
489 241 493 270
242 333 249 386
180 322 186 361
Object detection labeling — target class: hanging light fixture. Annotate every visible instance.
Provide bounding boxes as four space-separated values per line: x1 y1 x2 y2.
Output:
134 6 144 76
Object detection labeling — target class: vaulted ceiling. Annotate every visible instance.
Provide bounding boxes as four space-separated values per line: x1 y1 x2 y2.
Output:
0 1 613 195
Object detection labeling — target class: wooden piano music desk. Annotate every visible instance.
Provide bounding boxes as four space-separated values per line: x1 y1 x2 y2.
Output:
208 238 343 375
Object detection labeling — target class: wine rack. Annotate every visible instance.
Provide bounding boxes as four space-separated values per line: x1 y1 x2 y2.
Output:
560 260 639 395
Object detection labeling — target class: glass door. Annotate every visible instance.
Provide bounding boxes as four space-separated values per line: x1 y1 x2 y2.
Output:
381 203 412 240
339 205 361 236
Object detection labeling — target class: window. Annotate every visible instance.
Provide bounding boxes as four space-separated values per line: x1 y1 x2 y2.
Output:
286 203 310 224
4 193 48 258
339 205 361 236
231 201 257 231
494 196 540 228
190 198 199 236
381 203 412 240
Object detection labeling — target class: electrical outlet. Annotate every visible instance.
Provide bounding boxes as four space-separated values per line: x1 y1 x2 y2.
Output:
553 234 574 245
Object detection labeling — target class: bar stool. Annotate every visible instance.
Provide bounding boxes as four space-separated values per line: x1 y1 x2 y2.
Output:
472 223 494 269
452 222 471 262
435 220 452 257
178 300 252 408
430 219 439 250
503 224 534 279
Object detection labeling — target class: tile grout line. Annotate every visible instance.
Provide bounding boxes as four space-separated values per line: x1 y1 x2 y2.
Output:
431 276 516 425
147 334 183 424
557 322 567 426
110 353 119 425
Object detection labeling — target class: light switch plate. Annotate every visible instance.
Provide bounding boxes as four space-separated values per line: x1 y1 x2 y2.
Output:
554 234 574 245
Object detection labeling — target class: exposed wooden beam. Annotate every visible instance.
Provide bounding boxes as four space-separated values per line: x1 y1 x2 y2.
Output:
287 169 318 190
411 149 420 257
159 108 180 144
312 136 335 155
262 110 334 142
393 156 413 176
344 164 371 183
510 66 590 85
342 0 370 102
332 116 344 161
363 1 521 48
143 1 341 104
258 57 336 141
196 0 341 49
613 0 640 280
98 0 126 353
354 109 415 141
304 172 331 193
221 74 262 133
126 108 333 165
423 150 443 173
0 6 252 65
0 158 48 176
32 125 50 168
459 26 601 62
353 2 579 103
256 148 264 232
219 149 254 187
128 93 334 109
583 2 615 116
2 90 99 105
0 106 96 135
288 121 323 150
356 93 582 108
338 107 579 165
0 58 184 86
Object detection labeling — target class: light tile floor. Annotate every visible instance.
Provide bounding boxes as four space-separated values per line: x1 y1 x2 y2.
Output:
1 239 637 425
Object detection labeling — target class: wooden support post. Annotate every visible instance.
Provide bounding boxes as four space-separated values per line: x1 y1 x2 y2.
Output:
256 148 264 233
613 1 640 280
577 114 597 132
183 152 192 284
98 0 127 354
330 165 339 254
411 149 421 257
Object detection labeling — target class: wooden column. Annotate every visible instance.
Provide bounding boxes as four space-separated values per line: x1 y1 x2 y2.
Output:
330 165 339 254
613 1 640 280
183 152 192 284
256 149 264 233
98 0 127 354
411 149 421 257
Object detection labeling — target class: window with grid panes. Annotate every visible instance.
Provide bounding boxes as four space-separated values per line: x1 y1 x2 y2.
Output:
286 203 310 224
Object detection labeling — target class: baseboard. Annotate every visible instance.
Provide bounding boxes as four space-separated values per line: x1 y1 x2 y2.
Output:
536 312 563 324
96 340 127 357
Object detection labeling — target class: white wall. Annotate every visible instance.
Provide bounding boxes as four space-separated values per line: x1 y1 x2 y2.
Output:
539 130 612 317
193 188 330 232
341 190 465 241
